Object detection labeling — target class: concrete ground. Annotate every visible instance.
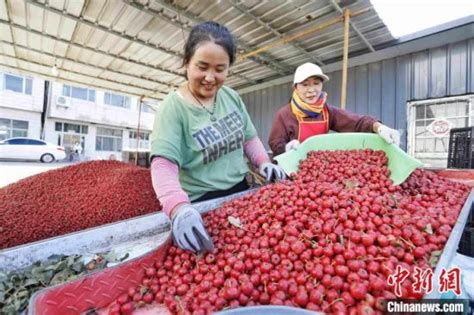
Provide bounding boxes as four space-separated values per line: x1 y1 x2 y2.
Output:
0 161 71 188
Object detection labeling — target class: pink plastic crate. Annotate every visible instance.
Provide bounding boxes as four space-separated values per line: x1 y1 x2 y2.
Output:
28 237 172 315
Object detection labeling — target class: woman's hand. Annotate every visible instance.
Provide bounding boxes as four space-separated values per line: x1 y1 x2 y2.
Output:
374 123 400 146
259 162 287 182
171 204 214 253
285 139 301 152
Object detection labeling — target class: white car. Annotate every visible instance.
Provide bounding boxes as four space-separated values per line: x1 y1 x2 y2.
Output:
0 137 66 163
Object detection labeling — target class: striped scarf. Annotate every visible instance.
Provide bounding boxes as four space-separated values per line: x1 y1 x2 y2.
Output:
290 90 327 121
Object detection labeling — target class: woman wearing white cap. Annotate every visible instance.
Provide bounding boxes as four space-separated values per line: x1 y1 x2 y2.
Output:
268 62 400 156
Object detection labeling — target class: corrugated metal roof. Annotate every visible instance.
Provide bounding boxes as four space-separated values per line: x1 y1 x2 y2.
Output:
0 0 394 101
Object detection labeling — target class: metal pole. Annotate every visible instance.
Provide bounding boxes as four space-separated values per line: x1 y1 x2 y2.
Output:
341 9 351 110
135 97 143 165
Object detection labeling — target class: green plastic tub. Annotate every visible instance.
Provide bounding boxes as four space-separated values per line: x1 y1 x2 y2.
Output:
274 133 423 185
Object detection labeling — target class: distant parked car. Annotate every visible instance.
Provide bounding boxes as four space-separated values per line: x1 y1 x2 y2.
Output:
0 137 66 163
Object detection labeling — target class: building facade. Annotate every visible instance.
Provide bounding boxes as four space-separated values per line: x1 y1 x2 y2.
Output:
0 72 44 142
0 72 156 162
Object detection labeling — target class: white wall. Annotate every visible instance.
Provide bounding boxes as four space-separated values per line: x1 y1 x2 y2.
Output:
88 125 123 161
43 120 60 145
0 73 43 140
0 74 44 113
48 82 154 131
0 107 42 138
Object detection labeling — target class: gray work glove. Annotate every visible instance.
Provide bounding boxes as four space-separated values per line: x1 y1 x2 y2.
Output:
259 162 287 182
285 139 300 152
171 204 214 253
377 125 400 146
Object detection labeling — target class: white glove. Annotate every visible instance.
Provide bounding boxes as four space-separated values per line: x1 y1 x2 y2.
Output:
285 139 300 152
171 204 214 253
377 125 400 146
259 162 287 182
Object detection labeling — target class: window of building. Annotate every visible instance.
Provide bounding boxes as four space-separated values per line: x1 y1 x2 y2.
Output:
141 102 157 113
104 92 131 109
62 84 95 102
96 127 122 151
55 122 88 134
3 74 33 95
407 95 474 167
0 118 29 141
25 78 32 95
64 123 81 134
129 131 150 149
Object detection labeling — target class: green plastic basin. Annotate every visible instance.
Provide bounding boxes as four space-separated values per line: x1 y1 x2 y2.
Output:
274 133 423 185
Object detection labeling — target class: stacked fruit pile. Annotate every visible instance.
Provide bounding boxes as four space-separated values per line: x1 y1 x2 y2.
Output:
0 161 161 249
107 149 469 314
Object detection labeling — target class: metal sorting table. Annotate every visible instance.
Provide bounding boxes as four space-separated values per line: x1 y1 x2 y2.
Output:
1 185 472 313
425 189 474 299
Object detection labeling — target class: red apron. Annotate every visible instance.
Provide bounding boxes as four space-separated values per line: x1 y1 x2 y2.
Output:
297 106 330 143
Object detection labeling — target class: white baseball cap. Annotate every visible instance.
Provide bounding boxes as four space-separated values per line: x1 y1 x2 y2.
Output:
293 62 329 84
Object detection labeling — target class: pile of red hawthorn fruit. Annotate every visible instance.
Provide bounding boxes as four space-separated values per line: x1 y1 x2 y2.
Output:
107 149 470 315
0 160 161 249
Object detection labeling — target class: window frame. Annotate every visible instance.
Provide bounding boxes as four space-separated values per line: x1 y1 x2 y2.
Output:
104 92 131 109
141 102 157 113
96 127 123 152
407 95 474 166
128 130 151 149
3 74 33 95
55 122 88 134
62 84 96 102
0 118 29 141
